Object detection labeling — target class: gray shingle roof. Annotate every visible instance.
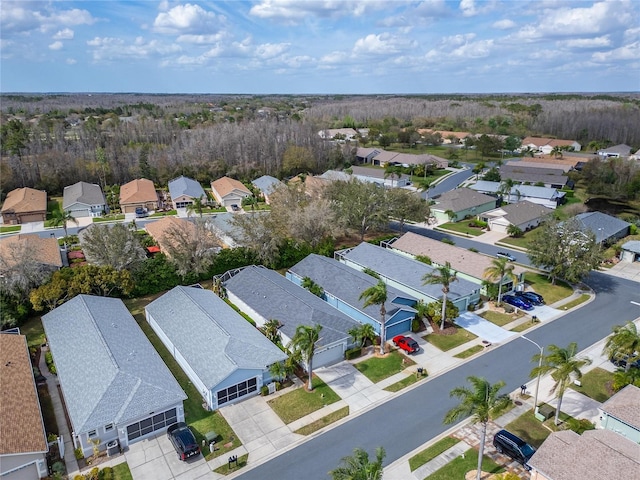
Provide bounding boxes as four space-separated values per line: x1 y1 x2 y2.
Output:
489 201 553 227
499 165 569 186
432 188 497 213
600 384 640 429
145 286 286 390
575 211 631 244
62 182 105 208
288 254 416 323
224 266 359 346
621 240 640 254
42 295 186 434
251 175 283 195
339 242 478 300
168 176 205 200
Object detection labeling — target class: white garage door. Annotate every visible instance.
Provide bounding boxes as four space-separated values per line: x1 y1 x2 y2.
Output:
313 343 345 368
216 377 258 406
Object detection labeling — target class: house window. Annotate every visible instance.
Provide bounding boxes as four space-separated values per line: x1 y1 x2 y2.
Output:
105 423 114 432
88 430 97 438
125 408 177 442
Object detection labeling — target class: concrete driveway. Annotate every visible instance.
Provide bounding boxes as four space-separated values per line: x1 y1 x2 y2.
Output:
125 432 214 480
455 311 515 343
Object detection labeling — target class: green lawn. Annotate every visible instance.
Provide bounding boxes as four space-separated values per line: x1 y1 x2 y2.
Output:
353 351 413 383
437 222 484 236
384 372 425 392
557 294 590 310
423 328 477 352
0 225 21 233
113 463 134 480
213 454 249 475
37 385 59 436
47 198 61 214
267 376 340 424
454 345 484 359
523 272 573 305
424 449 504 480
510 320 536 333
498 226 543 249
294 406 349 435
93 214 125 222
409 436 459 471
150 210 177 217
480 311 523 327
21 315 46 347
123 296 240 459
568 367 615 402
504 409 552 448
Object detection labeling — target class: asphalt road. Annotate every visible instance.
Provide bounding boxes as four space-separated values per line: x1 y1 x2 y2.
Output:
423 168 475 199
236 271 639 480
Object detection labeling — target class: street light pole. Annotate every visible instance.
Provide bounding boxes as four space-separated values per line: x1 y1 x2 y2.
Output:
522 336 544 413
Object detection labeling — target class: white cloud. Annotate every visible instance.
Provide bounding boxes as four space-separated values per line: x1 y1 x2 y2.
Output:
255 43 290 59
561 36 611 49
153 3 224 35
319 50 350 65
53 28 74 40
352 33 416 56
624 27 640 42
592 41 640 61
49 41 63 50
66 58 77 65
459 0 496 17
0 3 94 35
176 33 226 44
451 38 494 58
440 33 476 48
492 19 516 30
249 0 387 24
87 36 181 61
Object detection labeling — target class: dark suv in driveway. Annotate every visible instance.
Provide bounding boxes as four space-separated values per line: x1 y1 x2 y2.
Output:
493 429 536 470
167 422 200 461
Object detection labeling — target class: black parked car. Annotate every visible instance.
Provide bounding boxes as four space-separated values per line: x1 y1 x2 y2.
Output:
493 429 536 470
610 352 640 370
514 291 545 306
167 422 200 461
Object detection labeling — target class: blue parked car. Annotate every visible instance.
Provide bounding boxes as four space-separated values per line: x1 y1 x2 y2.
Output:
502 294 534 311
514 291 545 305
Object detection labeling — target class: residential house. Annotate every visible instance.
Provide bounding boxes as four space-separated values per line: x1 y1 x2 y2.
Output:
385 232 527 292
224 266 360 368
418 130 471 144
498 164 570 189
527 429 639 480
42 295 187 457
210 177 252 207
597 144 632 158
119 178 159 214
574 211 631 245
0 333 48 479
287 254 418 340
144 217 202 256
146 286 287 410
469 181 565 209
1 187 47 224
207 212 248 248
0 234 63 275
480 201 554 234
167 176 206 209
62 181 106 218
429 188 498 223
620 240 640 263
318 128 358 141
336 242 480 312
598 384 640 443
318 170 351 182
350 166 411 187
355 147 448 168
252 175 284 204
505 159 573 173
520 136 581 154
630 148 640 160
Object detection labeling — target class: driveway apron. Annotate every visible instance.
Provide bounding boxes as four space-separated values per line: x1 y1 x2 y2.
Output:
455 311 515 343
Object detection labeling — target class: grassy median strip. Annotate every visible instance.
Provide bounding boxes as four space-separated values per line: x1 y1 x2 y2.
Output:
294 406 349 435
268 376 340 424
558 294 590 311
409 436 459 471
454 344 484 359
425 449 503 480
213 454 249 475
384 372 426 392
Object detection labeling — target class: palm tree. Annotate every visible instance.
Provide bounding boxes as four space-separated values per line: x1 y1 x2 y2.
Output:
530 342 592 425
187 195 205 218
50 209 78 240
330 446 385 480
444 376 511 480
262 319 282 344
483 257 518 307
422 262 458 330
612 366 640 392
550 146 563 159
348 323 377 348
290 324 322 391
359 280 388 354
301 276 324 297
498 178 515 201
603 322 640 372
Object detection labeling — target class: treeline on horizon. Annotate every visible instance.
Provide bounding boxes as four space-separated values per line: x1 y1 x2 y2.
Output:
1 93 639 197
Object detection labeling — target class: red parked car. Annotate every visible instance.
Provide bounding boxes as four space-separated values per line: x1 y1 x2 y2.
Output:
392 335 419 354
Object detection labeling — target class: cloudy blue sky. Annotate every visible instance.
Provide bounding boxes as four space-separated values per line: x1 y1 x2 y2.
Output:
1 0 639 94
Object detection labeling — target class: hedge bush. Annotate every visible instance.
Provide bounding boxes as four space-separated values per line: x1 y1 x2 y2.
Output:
345 347 363 360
